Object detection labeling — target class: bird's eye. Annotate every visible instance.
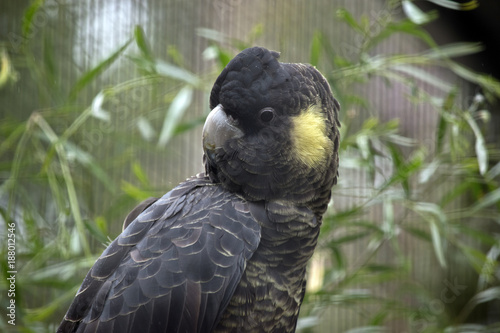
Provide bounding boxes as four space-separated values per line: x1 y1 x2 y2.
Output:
259 108 275 123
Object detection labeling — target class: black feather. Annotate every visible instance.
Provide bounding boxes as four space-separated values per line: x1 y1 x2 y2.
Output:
59 46 340 333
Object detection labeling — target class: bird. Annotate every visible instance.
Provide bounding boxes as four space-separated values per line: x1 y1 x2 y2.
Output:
58 46 340 333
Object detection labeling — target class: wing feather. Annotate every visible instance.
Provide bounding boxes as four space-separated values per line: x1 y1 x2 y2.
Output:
58 176 261 333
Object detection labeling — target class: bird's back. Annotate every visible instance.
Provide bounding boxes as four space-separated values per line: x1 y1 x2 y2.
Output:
58 175 261 333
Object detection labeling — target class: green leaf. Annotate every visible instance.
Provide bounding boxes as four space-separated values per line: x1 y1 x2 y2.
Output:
426 0 479 11
64 141 117 194
69 38 133 100
329 246 345 270
158 86 193 147
463 111 488 175
427 42 483 60
134 25 154 61
22 0 46 39
371 19 438 50
474 135 488 176
332 231 372 245
402 225 431 241
172 116 206 136
154 60 201 86
215 49 232 68
486 161 500 181
84 219 108 244
391 64 453 92
382 198 395 238
137 116 156 141
378 146 425 196
478 244 500 290
167 45 184 66
202 45 233 68
460 244 488 274
413 202 446 223
356 134 370 160
436 88 457 152
402 0 433 25
43 36 57 92
458 287 500 322
336 8 364 34
447 60 500 97
90 90 111 121
132 161 150 187
470 187 500 213
95 216 109 236
443 324 490 333
344 326 387 333
296 317 319 330
309 31 322 67
419 159 440 184
411 202 447 267
121 180 155 201
429 219 447 268
196 28 229 44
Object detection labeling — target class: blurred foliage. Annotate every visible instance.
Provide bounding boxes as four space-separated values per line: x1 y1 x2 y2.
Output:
0 1 500 332
0 11 211 332
298 2 500 333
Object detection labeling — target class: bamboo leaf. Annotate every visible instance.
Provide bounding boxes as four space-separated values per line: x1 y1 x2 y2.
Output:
134 25 154 61
121 180 155 201
132 161 151 187
486 161 500 181
436 89 457 152
137 116 156 141
429 218 447 268
460 244 488 274
69 38 133 100
426 0 479 11
296 317 319 330
402 0 433 25
332 231 372 245
426 42 483 59
31 113 91 256
309 31 322 67
459 287 500 322
412 202 447 267
413 202 446 223
22 0 46 39
402 225 431 242
154 60 201 86
447 60 500 97
344 325 387 333
443 324 490 333
172 116 206 136
64 141 117 193
391 64 452 91
478 244 500 290
474 135 488 176
382 198 395 238
196 28 229 44
90 90 111 121
464 111 488 175
336 8 364 34
158 86 193 147
419 159 440 184
372 19 437 49
470 187 500 213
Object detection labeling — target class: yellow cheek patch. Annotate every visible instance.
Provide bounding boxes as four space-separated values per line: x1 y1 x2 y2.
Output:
291 105 332 168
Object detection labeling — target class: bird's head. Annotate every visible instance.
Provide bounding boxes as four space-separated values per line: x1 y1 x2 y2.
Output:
203 47 340 215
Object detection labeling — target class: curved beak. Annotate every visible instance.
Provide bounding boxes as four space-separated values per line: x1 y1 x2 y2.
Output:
202 104 243 163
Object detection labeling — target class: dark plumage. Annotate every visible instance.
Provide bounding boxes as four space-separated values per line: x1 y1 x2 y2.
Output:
58 46 340 333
